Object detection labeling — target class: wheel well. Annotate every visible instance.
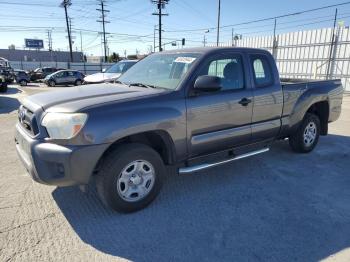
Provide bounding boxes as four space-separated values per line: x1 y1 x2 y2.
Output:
306 101 329 135
94 131 176 174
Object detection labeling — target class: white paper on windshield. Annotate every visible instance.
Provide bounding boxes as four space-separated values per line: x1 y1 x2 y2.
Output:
174 57 196 64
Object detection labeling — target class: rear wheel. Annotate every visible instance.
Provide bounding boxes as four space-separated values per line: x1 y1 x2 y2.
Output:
75 79 82 86
96 143 165 213
289 113 320 153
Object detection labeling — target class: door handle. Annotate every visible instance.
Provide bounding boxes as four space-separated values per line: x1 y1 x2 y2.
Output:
238 98 252 106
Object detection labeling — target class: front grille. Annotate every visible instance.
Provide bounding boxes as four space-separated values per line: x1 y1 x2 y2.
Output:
18 106 39 136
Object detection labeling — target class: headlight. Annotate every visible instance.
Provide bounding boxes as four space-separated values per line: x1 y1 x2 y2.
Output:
42 113 88 139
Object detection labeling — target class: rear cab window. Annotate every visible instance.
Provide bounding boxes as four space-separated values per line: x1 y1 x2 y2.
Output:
250 55 273 87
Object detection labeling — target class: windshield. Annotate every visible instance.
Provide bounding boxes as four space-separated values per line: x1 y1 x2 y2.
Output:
118 53 201 90
106 61 136 74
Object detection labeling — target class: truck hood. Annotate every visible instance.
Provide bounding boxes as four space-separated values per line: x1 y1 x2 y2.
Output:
84 72 121 83
22 84 166 113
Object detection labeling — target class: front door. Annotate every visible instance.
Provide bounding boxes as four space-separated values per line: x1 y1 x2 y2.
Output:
54 71 66 84
186 53 253 157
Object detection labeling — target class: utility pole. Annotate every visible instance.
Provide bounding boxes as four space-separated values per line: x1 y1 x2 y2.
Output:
216 0 221 46
327 8 338 79
60 0 73 62
203 29 209 47
80 31 83 54
47 30 52 51
47 30 53 61
97 0 110 62
231 28 234 46
153 25 157 52
152 0 169 52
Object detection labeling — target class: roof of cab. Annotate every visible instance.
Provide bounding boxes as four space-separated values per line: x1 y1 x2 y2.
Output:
160 46 271 55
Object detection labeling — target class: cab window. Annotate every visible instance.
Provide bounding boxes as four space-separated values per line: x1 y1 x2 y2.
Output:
250 55 273 87
198 55 244 91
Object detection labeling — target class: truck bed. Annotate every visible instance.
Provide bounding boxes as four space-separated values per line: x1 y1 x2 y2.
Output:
280 78 343 126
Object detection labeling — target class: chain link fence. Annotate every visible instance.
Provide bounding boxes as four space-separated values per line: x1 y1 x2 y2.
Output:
8 61 115 75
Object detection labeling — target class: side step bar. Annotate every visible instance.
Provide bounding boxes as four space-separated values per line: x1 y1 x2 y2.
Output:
178 148 269 174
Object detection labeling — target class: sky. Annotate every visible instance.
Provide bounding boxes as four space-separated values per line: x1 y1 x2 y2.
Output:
0 0 349 57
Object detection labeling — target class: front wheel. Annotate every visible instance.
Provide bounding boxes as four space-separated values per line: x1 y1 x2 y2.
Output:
0 82 8 93
47 80 56 87
96 143 165 213
19 80 28 86
289 113 320 153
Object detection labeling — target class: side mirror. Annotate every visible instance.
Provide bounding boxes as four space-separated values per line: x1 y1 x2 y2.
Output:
194 75 221 92
102 68 107 73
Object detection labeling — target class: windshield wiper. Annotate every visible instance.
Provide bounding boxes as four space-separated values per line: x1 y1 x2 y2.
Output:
128 82 158 89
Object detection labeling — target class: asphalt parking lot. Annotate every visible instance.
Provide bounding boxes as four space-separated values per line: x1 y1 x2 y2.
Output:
1 84 350 262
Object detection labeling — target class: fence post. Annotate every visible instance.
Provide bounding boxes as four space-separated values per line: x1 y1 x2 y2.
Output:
272 18 278 59
326 8 338 79
83 62 86 74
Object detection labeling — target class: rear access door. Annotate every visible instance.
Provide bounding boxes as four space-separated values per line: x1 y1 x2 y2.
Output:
248 53 283 142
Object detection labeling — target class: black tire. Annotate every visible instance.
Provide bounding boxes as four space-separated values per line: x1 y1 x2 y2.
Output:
48 80 56 87
75 79 82 86
289 113 320 153
0 83 8 93
96 143 165 213
19 80 27 86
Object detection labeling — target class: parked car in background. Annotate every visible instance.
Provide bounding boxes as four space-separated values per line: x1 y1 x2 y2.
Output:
14 70 30 86
0 57 14 83
84 60 138 84
29 67 64 82
0 74 7 92
15 47 343 213
44 70 85 87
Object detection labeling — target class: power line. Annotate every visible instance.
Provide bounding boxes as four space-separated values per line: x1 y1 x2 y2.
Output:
163 1 350 33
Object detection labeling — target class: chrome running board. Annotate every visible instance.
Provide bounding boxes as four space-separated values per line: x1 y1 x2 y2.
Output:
178 148 269 174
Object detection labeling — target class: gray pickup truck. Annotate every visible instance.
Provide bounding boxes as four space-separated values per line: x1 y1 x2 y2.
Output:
15 47 343 212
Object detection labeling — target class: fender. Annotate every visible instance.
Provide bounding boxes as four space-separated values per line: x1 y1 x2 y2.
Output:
287 84 330 134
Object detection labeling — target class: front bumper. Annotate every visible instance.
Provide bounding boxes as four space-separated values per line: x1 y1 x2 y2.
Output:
15 123 109 187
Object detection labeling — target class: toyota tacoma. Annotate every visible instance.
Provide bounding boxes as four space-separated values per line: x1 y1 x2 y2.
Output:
15 47 344 212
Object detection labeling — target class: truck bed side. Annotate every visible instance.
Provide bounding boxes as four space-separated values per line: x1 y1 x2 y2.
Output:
279 78 343 138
